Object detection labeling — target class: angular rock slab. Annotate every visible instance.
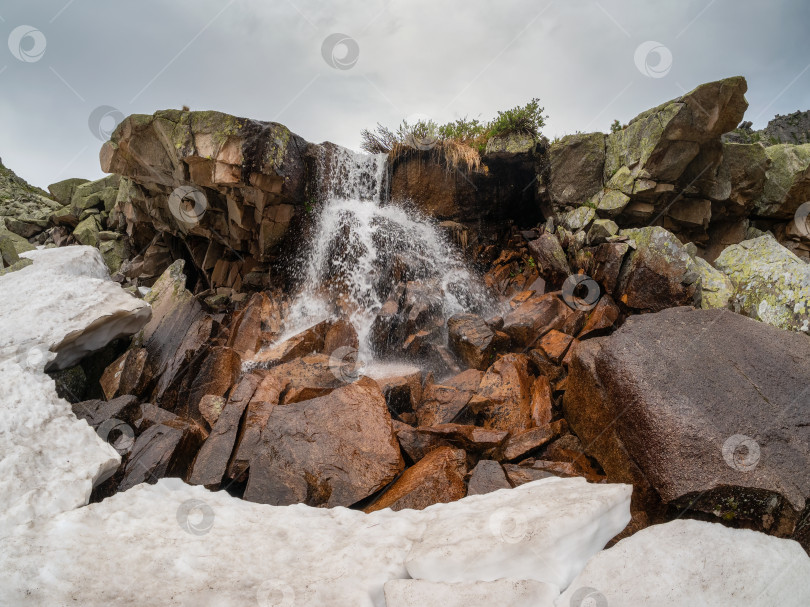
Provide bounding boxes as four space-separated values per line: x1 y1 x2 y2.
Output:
558 519 810 607
565 306 810 535
0 476 630 606
244 377 404 507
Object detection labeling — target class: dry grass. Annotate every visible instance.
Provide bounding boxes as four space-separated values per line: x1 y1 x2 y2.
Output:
390 140 482 174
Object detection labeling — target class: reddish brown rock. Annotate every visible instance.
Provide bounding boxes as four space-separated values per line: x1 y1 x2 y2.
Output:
243 377 404 507
135 261 214 408
527 233 572 286
252 320 331 367
271 353 353 405
468 353 534 433
499 420 568 462
71 395 141 429
198 395 226 428
578 294 620 339
467 459 512 495
227 373 285 482
227 292 276 357
118 416 206 491
530 375 554 427
502 463 555 486
323 318 359 355
416 383 475 427
188 372 264 488
443 369 484 392
591 242 630 296
419 424 508 454
537 330 574 364
184 346 242 423
447 313 496 371
99 348 151 400
565 307 810 537
502 293 567 348
364 447 467 513
370 366 423 418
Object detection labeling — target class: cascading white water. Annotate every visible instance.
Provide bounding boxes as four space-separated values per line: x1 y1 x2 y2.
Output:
281 146 493 362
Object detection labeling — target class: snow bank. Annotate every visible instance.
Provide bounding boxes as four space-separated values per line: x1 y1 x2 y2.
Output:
384 579 558 607
0 477 631 606
557 518 810 607
0 246 150 536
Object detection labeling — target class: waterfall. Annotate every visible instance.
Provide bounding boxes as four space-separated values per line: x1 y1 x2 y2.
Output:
279 146 494 364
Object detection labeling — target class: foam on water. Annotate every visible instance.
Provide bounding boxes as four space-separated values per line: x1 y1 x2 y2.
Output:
281 146 493 361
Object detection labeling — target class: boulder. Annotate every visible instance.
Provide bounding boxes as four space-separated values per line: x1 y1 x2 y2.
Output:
564 307 810 537
604 77 748 184
447 313 495 370
502 292 568 347
714 234 810 333
499 420 567 462
132 260 213 406
416 382 476 427
99 347 151 400
467 459 512 495
100 110 310 275
184 347 242 423
118 416 206 492
369 366 422 418
547 132 606 210
364 446 467 513
754 143 810 218
468 353 534 433
188 371 264 488
243 377 404 507
692 255 733 309
616 227 700 311
527 233 571 286
48 177 89 205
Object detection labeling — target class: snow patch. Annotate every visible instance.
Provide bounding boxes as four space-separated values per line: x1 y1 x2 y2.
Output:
557 518 810 607
0 246 150 536
0 477 631 606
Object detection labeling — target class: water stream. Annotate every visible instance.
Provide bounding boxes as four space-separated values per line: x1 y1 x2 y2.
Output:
280 146 494 364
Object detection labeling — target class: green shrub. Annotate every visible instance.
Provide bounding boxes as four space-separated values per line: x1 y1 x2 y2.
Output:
359 99 547 154
488 98 546 138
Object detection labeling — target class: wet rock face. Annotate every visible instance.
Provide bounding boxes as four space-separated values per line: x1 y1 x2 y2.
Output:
564 307 810 537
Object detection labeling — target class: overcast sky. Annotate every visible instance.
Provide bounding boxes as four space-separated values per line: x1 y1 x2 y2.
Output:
1 0 809 188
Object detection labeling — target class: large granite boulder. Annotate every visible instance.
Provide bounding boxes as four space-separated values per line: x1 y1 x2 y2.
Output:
754 143 810 218
564 307 810 539
714 234 810 333
546 132 606 211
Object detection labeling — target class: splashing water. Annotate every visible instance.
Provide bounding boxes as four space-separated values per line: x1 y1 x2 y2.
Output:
281 146 493 362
